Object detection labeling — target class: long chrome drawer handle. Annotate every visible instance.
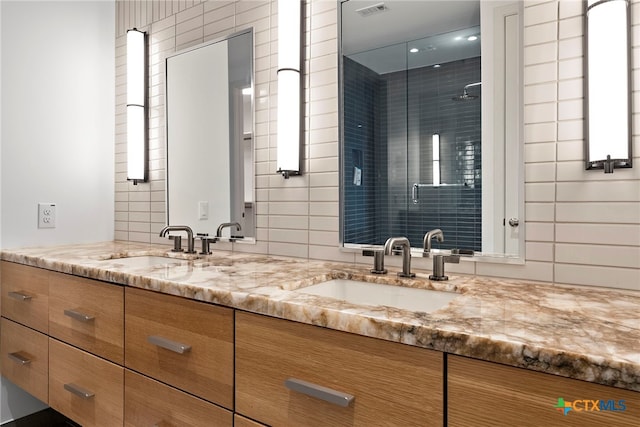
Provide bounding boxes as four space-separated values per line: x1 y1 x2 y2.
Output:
147 335 191 354
8 291 32 301
284 378 355 407
8 352 31 365
64 383 95 399
64 309 95 322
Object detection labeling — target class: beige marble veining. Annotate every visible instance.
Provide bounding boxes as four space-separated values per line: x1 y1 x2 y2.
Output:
1 241 639 392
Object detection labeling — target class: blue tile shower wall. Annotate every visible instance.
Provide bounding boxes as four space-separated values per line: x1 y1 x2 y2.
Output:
344 57 482 251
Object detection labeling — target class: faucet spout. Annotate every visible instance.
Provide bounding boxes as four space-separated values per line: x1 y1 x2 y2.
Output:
159 225 196 254
423 229 444 256
384 237 415 278
216 222 242 238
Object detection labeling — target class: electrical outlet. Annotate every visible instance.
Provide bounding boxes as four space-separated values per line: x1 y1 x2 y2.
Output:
38 203 56 229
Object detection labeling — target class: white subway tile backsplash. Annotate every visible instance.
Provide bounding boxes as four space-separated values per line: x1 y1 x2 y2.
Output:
555 264 640 290
111 0 640 290
526 202 555 222
558 78 582 100
556 223 640 246
556 202 640 223
524 21 558 45
524 1 558 26
556 243 640 269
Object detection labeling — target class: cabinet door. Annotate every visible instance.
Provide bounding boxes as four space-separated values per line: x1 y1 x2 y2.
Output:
124 370 232 427
234 414 267 427
448 355 640 427
49 339 123 427
0 318 48 403
49 272 124 364
236 312 443 427
1 261 49 333
125 287 234 409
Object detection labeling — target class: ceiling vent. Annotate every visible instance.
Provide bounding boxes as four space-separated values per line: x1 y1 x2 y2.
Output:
355 2 388 17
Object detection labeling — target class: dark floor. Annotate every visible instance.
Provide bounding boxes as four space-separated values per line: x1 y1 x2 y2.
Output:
2 408 79 427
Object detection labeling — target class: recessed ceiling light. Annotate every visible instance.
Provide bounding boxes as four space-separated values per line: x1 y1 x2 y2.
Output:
433 64 441 68
467 35 478 41
409 47 419 53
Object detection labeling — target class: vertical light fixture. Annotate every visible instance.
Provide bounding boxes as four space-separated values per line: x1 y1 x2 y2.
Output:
585 0 631 173
127 28 147 184
276 0 302 178
432 134 440 187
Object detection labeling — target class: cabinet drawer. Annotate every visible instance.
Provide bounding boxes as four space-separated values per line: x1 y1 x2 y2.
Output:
49 339 123 427
124 370 233 427
49 272 124 363
124 287 234 409
236 312 443 427
448 355 640 427
234 414 267 427
0 318 48 403
1 261 49 333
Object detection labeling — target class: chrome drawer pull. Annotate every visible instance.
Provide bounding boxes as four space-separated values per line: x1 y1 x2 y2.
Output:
8 352 31 365
147 335 191 354
64 383 95 399
64 309 95 322
8 291 31 301
285 378 355 407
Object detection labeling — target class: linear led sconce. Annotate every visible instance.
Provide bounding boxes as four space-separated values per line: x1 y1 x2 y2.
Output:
276 0 302 178
585 0 632 173
432 134 440 187
127 28 147 184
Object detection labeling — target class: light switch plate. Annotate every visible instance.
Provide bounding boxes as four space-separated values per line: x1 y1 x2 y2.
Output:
198 201 209 220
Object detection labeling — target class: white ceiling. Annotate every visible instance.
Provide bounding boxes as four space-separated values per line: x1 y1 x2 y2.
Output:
341 0 481 74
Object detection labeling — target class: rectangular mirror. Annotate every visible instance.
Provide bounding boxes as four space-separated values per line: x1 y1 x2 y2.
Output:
166 29 254 240
339 0 524 259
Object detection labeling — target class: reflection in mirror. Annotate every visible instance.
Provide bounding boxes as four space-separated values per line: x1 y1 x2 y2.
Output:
166 29 254 240
340 1 523 258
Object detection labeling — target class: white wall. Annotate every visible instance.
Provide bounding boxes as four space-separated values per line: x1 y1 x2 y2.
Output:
0 0 115 422
1 0 115 249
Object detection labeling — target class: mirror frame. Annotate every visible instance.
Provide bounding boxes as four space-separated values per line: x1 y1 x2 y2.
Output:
337 1 525 264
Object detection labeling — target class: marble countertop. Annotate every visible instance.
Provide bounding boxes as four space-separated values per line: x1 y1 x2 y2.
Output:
1 241 639 392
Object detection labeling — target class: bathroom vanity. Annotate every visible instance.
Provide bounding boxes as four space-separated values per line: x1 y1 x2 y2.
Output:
0 242 638 426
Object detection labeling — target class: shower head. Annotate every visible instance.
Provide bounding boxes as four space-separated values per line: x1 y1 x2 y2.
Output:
452 81 481 101
452 90 478 101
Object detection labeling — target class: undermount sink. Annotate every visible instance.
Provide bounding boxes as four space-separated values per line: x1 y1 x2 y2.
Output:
296 279 459 313
101 256 186 267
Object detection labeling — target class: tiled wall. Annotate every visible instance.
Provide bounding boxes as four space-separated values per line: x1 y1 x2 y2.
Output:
114 0 640 291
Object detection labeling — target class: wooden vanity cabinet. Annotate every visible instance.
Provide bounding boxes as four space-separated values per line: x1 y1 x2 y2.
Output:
234 414 268 427
48 272 124 364
124 287 234 410
124 370 232 426
1 261 49 333
0 317 49 403
448 355 640 427
235 311 444 427
49 339 123 427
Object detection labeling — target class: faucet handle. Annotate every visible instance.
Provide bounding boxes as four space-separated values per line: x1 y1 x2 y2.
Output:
362 248 387 274
168 235 183 252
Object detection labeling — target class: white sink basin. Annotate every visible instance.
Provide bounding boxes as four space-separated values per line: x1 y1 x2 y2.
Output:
296 279 459 313
102 256 185 267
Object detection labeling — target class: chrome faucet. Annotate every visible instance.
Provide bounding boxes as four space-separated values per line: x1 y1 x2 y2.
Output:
216 222 242 240
384 237 415 278
159 225 196 254
423 229 444 256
